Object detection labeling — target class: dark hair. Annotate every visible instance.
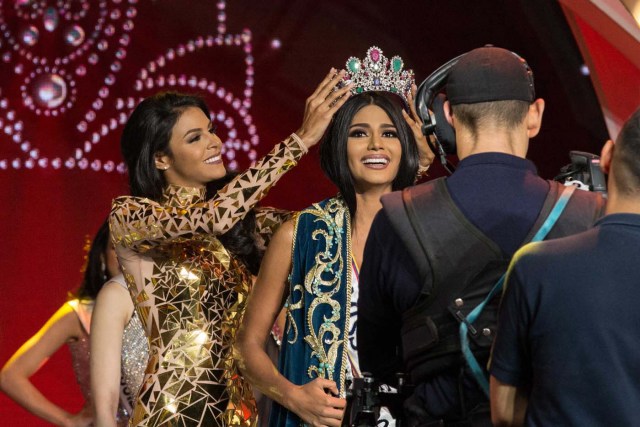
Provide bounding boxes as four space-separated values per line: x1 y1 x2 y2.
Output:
121 92 211 200
451 100 530 139
319 92 419 217
206 172 263 275
613 108 640 194
75 219 113 300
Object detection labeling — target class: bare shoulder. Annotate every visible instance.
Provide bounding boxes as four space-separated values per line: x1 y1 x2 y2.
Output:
37 302 83 342
95 281 134 318
270 218 295 246
53 303 81 326
98 280 130 298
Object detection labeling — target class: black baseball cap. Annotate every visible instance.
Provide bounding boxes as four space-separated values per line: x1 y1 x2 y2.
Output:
446 46 535 105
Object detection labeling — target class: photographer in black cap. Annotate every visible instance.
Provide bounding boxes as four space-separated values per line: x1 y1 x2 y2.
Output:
357 46 605 426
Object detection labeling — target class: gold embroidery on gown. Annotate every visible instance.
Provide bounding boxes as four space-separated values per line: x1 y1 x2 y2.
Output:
110 137 302 426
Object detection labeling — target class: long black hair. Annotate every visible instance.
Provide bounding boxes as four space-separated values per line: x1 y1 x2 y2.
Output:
121 92 211 200
319 92 419 217
75 219 113 300
206 172 263 275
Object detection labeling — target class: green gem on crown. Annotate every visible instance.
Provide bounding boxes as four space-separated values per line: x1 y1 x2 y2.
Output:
356 87 363 94
392 56 403 72
347 58 361 74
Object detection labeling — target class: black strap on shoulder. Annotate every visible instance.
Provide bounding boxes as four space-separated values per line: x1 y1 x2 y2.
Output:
402 186 437 302
399 180 502 303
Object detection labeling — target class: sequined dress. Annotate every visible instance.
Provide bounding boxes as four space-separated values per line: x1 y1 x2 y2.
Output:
110 274 150 421
67 299 131 427
110 136 303 426
66 300 93 414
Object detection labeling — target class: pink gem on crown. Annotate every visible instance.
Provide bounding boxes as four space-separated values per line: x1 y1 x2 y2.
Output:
342 46 415 105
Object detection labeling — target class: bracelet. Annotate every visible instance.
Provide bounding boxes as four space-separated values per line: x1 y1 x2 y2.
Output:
289 132 308 155
415 163 431 181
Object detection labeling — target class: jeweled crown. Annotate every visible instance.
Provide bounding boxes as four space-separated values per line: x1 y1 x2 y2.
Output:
343 46 415 105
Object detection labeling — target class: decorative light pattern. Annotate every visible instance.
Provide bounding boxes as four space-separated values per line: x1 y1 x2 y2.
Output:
43 6 59 32
19 24 39 46
0 0 260 173
30 72 68 108
64 24 85 46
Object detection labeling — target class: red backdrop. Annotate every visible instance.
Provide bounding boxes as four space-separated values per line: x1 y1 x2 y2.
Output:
0 0 618 424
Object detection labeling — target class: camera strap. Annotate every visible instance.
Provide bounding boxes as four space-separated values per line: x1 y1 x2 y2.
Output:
460 184 577 397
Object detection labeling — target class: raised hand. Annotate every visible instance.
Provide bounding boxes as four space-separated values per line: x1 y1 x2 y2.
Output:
403 84 435 171
285 378 346 427
296 69 353 149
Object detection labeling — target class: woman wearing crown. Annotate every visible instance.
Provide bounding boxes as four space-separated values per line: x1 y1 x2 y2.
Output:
236 47 434 427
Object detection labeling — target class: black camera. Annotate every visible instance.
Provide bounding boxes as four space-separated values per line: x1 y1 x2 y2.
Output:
554 151 607 197
346 373 409 427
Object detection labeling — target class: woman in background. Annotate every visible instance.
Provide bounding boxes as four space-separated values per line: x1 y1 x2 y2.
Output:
91 270 149 426
0 220 121 427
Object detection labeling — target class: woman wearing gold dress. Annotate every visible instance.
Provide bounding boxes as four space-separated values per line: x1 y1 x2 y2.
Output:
109 71 352 426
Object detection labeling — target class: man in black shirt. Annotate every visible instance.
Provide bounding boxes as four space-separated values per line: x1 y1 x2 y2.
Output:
357 47 605 426
489 109 640 426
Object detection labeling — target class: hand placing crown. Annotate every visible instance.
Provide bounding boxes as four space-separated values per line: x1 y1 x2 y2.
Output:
342 46 415 106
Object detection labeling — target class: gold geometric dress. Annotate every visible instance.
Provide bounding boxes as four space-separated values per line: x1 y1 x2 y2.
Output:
109 136 303 426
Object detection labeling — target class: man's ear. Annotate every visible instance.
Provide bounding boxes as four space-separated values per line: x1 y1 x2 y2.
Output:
600 139 614 175
444 100 454 126
155 152 171 171
526 98 545 138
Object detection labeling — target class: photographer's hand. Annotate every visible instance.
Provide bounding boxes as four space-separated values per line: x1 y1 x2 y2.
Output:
286 378 346 427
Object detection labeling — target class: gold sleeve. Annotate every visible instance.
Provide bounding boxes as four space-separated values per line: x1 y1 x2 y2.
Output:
110 134 306 252
252 207 293 251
